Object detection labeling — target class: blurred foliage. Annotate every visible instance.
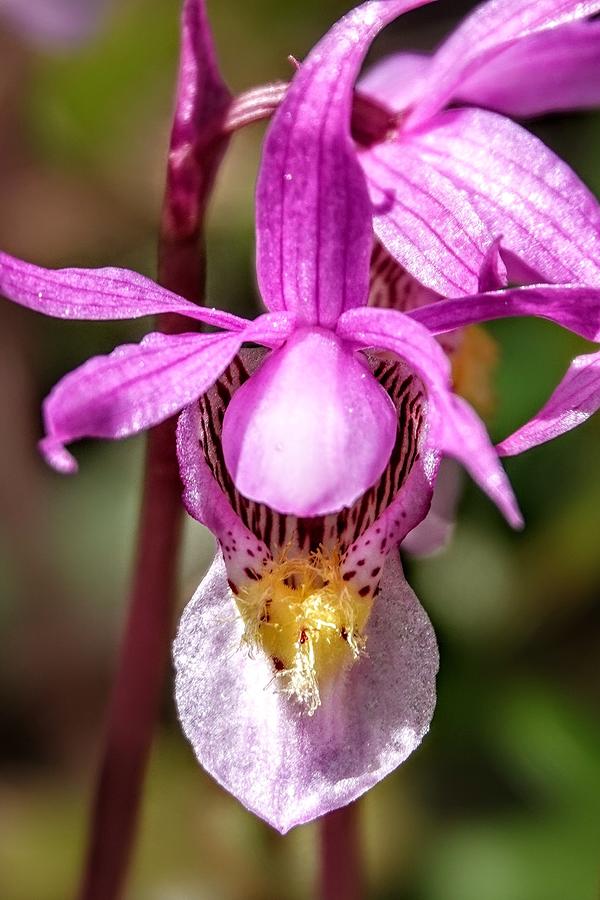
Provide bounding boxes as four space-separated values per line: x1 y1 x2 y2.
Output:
0 1 599 898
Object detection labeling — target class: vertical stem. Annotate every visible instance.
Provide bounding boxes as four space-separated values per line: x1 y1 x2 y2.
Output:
75 235 208 900
75 224 213 900
76 406 183 900
73 0 234 889
320 803 364 900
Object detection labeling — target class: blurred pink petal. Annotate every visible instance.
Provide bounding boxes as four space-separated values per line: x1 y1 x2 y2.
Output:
402 459 462 556
358 51 429 109
2 0 110 47
362 19 600 120
455 19 600 117
406 0 600 127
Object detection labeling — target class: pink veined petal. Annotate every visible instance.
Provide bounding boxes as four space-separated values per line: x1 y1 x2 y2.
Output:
173 549 438 834
0 251 248 331
398 108 600 286
359 139 495 296
164 0 232 237
402 458 463 557
337 306 522 527
221 327 397 517
1 0 108 47
358 51 430 110
497 349 600 457
39 312 293 473
455 19 600 118
409 283 600 341
255 0 436 327
406 0 600 127
40 331 243 473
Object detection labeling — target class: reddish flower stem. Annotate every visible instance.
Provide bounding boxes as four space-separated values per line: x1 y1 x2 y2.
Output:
319 803 364 900
75 155 227 900
75 405 183 900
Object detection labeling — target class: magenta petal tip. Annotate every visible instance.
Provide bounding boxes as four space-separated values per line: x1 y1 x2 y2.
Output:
39 437 78 474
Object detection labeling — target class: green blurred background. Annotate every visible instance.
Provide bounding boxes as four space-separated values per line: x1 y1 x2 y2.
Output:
0 1 599 898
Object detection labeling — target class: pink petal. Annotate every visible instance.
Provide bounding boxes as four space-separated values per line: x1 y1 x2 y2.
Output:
359 138 495 296
455 20 600 118
397 108 600 286
358 51 430 110
497 349 600 456
164 0 232 238
369 241 440 312
222 328 397 517
0 251 247 331
41 331 244 473
255 0 434 327
407 0 600 127
173 549 438 833
402 459 462 557
337 306 522 527
409 284 600 341
39 312 292 473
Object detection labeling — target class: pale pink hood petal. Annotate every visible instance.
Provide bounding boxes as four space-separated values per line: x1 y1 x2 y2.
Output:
497 349 600 456
173 550 438 834
0 252 246 332
406 0 600 128
337 306 522 527
394 108 600 287
221 328 397 517
255 0 435 326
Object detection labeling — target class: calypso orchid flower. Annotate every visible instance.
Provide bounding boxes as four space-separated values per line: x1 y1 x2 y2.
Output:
2 0 600 833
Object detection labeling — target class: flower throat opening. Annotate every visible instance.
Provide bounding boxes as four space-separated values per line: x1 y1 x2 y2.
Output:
235 547 373 715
